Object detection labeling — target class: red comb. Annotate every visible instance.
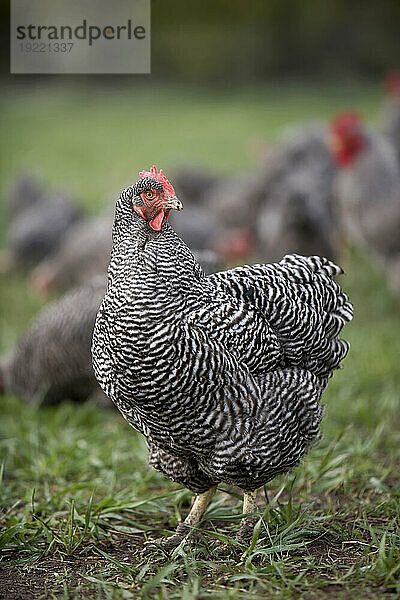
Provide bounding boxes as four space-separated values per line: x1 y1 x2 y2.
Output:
139 165 176 197
331 112 362 136
330 112 365 167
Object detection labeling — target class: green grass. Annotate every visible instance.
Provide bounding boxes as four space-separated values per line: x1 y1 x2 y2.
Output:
0 83 399 599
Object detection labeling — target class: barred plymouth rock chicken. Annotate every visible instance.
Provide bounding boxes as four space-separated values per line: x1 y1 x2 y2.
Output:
6 173 43 218
92 166 352 548
6 191 81 271
256 125 338 262
31 210 114 294
0 278 107 406
202 125 338 264
329 113 400 295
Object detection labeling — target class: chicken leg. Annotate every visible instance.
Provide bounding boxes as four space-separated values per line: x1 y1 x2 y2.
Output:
149 486 217 550
236 489 258 542
213 489 259 556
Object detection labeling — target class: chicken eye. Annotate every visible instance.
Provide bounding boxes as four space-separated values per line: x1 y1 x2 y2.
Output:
144 191 156 200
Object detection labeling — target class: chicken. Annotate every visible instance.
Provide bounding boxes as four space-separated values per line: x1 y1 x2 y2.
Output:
256 125 338 262
5 173 43 218
329 113 400 294
169 166 256 263
169 200 255 265
92 166 352 549
30 210 114 294
169 202 220 253
0 278 107 406
171 165 219 205
198 173 261 262
203 172 265 231
6 192 82 271
202 125 338 264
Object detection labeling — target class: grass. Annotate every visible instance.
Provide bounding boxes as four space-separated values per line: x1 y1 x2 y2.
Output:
0 83 399 599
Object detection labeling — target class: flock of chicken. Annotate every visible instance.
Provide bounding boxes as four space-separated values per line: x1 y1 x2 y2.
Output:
1 73 399 410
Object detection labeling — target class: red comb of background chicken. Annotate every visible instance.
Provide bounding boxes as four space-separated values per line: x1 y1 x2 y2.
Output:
139 165 176 197
329 112 365 168
384 70 400 98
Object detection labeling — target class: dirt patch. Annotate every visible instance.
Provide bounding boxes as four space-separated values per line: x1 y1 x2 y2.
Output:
0 536 144 600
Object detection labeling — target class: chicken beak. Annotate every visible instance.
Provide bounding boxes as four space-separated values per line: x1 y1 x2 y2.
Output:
163 196 183 211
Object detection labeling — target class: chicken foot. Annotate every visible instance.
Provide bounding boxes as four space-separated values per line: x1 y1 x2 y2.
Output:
148 486 217 550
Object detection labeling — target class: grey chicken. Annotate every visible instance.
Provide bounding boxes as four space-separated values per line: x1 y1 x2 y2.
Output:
5 173 43 218
171 165 219 205
92 166 352 548
202 125 338 263
200 172 263 262
169 202 220 253
256 125 338 262
170 200 254 265
31 210 114 294
0 278 107 405
329 113 400 295
203 172 265 230
190 249 223 276
6 192 81 271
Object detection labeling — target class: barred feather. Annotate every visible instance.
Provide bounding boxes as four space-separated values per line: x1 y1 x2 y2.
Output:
2 278 106 404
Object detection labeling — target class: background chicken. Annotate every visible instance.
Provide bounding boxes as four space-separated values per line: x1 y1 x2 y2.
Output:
0 278 107 406
329 112 400 296
202 125 338 264
92 166 352 549
171 165 220 206
255 125 338 262
30 210 114 295
5 173 43 218
4 185 82 272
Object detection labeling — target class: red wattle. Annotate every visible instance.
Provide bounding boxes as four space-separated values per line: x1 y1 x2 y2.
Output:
149 210 165 231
